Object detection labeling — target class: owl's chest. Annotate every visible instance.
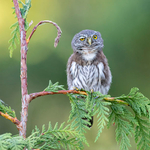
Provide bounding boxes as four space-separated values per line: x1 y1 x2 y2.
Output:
70 61 105 90
77 65 98 81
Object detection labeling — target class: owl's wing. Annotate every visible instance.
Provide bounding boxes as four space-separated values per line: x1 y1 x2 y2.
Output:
67 54 77 90
97 61 112 95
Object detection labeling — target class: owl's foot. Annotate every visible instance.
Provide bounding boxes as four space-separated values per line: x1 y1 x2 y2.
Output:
91 89 94 93
82 116 93 128
90 89 94 97
73 87 87 95
73 87 79 91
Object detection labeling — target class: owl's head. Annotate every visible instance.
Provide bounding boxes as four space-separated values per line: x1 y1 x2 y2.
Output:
71 30 104 54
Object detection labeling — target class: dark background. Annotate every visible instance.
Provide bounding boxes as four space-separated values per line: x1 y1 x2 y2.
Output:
0 0 150 149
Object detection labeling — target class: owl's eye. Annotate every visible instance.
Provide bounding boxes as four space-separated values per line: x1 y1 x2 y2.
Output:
93 35 97 39
80 37 85 41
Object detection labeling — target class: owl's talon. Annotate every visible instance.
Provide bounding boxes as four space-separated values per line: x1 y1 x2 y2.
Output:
91 89 94 93
73 87 79 91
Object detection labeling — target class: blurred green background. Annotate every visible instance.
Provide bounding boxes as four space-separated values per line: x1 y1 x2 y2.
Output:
0 0 150 149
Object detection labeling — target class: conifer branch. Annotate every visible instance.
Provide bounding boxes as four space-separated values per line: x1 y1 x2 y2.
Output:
28 90 87 103
26 20 62 47
12 0 63 139
28 88 129 107
0 111 20 126
104 97 129 106
13 0 29 138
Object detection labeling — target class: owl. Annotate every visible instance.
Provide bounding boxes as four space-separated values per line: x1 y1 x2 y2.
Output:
67 29 112 127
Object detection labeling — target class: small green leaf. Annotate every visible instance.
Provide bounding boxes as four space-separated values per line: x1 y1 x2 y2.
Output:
0 100 16 118
9 0 31 57
44 80 65 92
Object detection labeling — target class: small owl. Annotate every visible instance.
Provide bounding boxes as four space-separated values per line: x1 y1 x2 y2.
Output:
67 29 112 127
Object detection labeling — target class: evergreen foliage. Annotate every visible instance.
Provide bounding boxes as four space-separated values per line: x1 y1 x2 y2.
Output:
0 122 84 150
1 81 150 149
40 84 148 150
9 0 31 57
68 93 91 133
31 122 84 150
107 88 150 150
0 133 25 150
108 103 136 150
91 92 111 142
44 80 65 92
0 100 16 118
45 82 150 150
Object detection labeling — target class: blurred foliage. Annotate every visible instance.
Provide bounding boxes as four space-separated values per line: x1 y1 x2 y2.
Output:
8 22 20 58
9 0 31 57
0 100 16 118
0 0 150 149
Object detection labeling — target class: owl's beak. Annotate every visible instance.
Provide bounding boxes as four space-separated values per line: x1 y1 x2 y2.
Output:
87 37 92 45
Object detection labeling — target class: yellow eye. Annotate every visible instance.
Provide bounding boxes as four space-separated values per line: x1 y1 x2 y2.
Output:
80 37 85 41
93 35 97 39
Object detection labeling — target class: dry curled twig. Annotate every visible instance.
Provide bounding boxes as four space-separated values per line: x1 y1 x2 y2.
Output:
26 20 62 47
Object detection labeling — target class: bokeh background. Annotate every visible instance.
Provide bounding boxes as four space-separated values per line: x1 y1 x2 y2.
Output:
0 0 150 149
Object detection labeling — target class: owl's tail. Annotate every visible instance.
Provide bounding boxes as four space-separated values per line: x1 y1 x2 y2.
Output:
82 116 93 128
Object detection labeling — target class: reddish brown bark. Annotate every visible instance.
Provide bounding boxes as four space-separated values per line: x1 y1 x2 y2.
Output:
13 0 28 138
27 20 62 47
28 90 87 103
13 0 62 139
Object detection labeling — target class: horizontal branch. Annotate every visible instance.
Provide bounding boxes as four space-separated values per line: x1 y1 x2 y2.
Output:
0 111 21 126
28 90 87 103
26 20 62 47
28 89 129 106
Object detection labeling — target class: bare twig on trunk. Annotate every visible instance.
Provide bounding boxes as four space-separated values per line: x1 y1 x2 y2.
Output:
26 20 62 47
